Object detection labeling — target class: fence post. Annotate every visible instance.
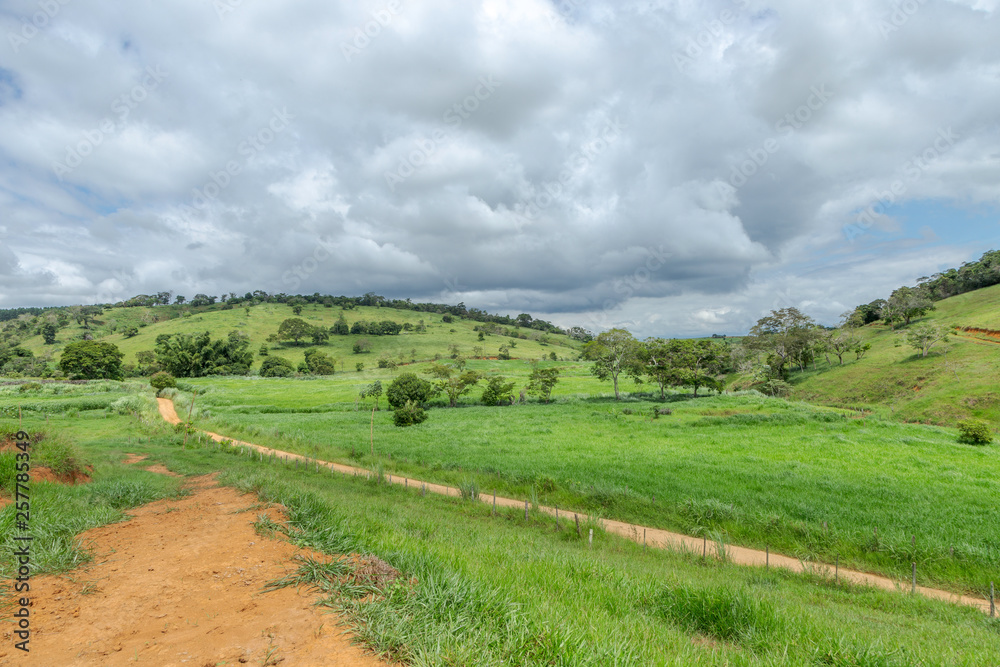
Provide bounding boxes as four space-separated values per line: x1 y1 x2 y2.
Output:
525 500 529 521
703 535 707 560
912 563 917 594
589 529 593 548
765 545 769 570
643 528 646 549
991 582 995 618
575 514 581 537
493 490 496 515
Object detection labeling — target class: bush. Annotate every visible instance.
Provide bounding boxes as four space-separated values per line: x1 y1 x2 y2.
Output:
18 382 42 393
393 400 427 427
387 372 435 409
481 376 516 406
149 371 177 392
260 356 295 378
957 419 993 445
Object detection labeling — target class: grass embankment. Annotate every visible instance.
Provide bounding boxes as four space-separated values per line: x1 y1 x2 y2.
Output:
176 375 1000 596
792 283 1000 426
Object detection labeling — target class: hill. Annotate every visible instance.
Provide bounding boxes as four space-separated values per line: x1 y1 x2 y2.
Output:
15 301 583 374
790 283 1000 426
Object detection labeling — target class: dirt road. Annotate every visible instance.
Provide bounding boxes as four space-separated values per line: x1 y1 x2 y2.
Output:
157 398 994 615
0 467 386 666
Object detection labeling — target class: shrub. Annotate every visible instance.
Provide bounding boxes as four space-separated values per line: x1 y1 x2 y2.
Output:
393 400 427 427
481 376 516 406
957 419 993 445
259 344 269 356
387 372 435 409
18 382 42 393
149 371 177 392
356 362 364 372
260 356 295 378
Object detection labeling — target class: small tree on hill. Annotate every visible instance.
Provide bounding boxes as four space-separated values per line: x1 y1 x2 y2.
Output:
906 323 950 357
260 356 295 377
426 363 481 407
149 371 177 394
41 322 57 345
584 328 641 400
481 376 516 406
387 372 435 409
277 318 313 345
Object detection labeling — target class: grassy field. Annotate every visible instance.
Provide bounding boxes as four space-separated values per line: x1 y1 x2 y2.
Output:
161 369 1000 597
3 383 999 665
17 302 582 372
792 283 1000 426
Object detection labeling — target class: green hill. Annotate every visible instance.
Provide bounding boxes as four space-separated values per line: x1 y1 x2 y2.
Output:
791 283 1000 426
17 301 582 374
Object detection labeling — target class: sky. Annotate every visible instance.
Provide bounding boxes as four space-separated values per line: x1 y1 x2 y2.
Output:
1 0 999 338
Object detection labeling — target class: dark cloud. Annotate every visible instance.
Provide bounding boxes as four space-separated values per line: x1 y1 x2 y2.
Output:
1 0 998 336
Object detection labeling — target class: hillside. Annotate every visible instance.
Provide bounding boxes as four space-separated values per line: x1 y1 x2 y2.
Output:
16 301 582 373
791 283 1000 426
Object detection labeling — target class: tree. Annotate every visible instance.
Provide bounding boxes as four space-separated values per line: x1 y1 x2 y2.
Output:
353 338 372 354
331 314 350 335
639 338 677 399
174 295 186 305
154 331 253 377
303 348 336 374
360 380 383 410
481 376 516 406
906 323 950 357
584 328 641 400
393 400 427 427
277 318 313 345
260 356 295 377
426 363 481 407
310 327 330 345
149 371 177 393
745 308 819 377
73 305 104 330
387 372 435 409
825 330 859 365
526 363 560 402
884 287 933 326
59 340 124 380
123 326 139 338
41 322 57 345
497 344 511 360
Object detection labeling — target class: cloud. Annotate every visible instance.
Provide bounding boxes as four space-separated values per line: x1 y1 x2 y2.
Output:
1 0 998 336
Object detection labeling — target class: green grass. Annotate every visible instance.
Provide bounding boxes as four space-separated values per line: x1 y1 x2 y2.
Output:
792 283 1000 427
169 375 1000 596
3 382 999 664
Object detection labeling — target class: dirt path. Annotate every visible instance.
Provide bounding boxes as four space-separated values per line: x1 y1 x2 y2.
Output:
157 398 994 615
0 469 387 666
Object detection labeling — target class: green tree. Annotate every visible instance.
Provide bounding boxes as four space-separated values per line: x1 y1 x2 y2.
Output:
149 371 177 393
260 356 295 377
303 348 336 374
59 340 124 380
387 372 435 409
745 308 819 377
426 363 481 407
825 329 859 365
906 323 950 357
885 286 934 326
123 326 139 338
526 363 560 403
353 337 372 354
584 328 641 400
41 322 57 345
277 318 313 345
331 313 350 335
481 376 516 406
359 380 383 410
154 331 253 377
310 327 330 345
393 400 427 427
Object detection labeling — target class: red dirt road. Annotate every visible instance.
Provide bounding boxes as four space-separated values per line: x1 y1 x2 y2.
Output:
0 469 387 666
157 398 993 615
